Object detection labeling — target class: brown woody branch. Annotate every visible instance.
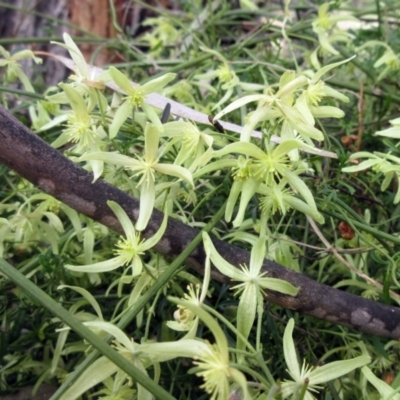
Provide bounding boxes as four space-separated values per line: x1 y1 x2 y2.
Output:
0 105 399 339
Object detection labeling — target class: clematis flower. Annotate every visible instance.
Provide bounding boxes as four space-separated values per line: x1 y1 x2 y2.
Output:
167 246 211 338
213 57 352 144
66 200 167 277
162 120 214 171
193 47 264 111
203 231 298 354
0 45 43 125
167 284 202 337
166 297 251 400
80 123 193 230
0 45 42 92
258 179 322 222
51 83 100 148
195 139 324 226
311 3 358 58
358 41 400 82
280 318 370 399
47 33 110 111
213 74 312 142
0 192 80 256
108 66 175 138
142 16 180 56
343 151 400 204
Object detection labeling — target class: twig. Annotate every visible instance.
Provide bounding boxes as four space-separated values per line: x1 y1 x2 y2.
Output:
357 81 364 152
307 215 400 302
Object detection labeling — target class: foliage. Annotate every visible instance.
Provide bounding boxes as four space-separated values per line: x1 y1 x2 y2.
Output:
1 0 400 399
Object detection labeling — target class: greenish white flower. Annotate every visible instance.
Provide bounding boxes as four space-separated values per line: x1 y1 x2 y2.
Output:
0 193 79 256
281 319 370 399
108 66 176 138
66 200 167 277
358 41 400 82
167 284 201 334
53 83 99 146
167 297 251 400
343 151 400 204
212 57 351 145
142 16 180 56
0 45 42 92
193 47 264 111
311 3 358 58
80 123 193 230
47 33 110 111
258 179 322 222
195 140 324 225
162 120 214 171
203 232 299 354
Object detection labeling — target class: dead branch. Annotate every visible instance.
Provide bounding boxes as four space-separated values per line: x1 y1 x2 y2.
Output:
0 105 399 339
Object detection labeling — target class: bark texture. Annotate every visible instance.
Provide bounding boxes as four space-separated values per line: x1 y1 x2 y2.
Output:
0 0 69 87
0 105 399 339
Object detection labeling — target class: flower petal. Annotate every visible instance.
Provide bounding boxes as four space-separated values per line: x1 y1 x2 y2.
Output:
142 72 176 94
136 179 155 231
109 99 133 139
107 200 136 241
283 318 301 381
237 284 257 350
65 255 125 273
154 163 193 186
109 66 137 95
203 232 246 281
310 355 370 385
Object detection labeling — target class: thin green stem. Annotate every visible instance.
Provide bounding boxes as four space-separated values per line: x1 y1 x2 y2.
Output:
201 303 275 386
0 257 175 400
230 362 272 391
0 86 45 100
